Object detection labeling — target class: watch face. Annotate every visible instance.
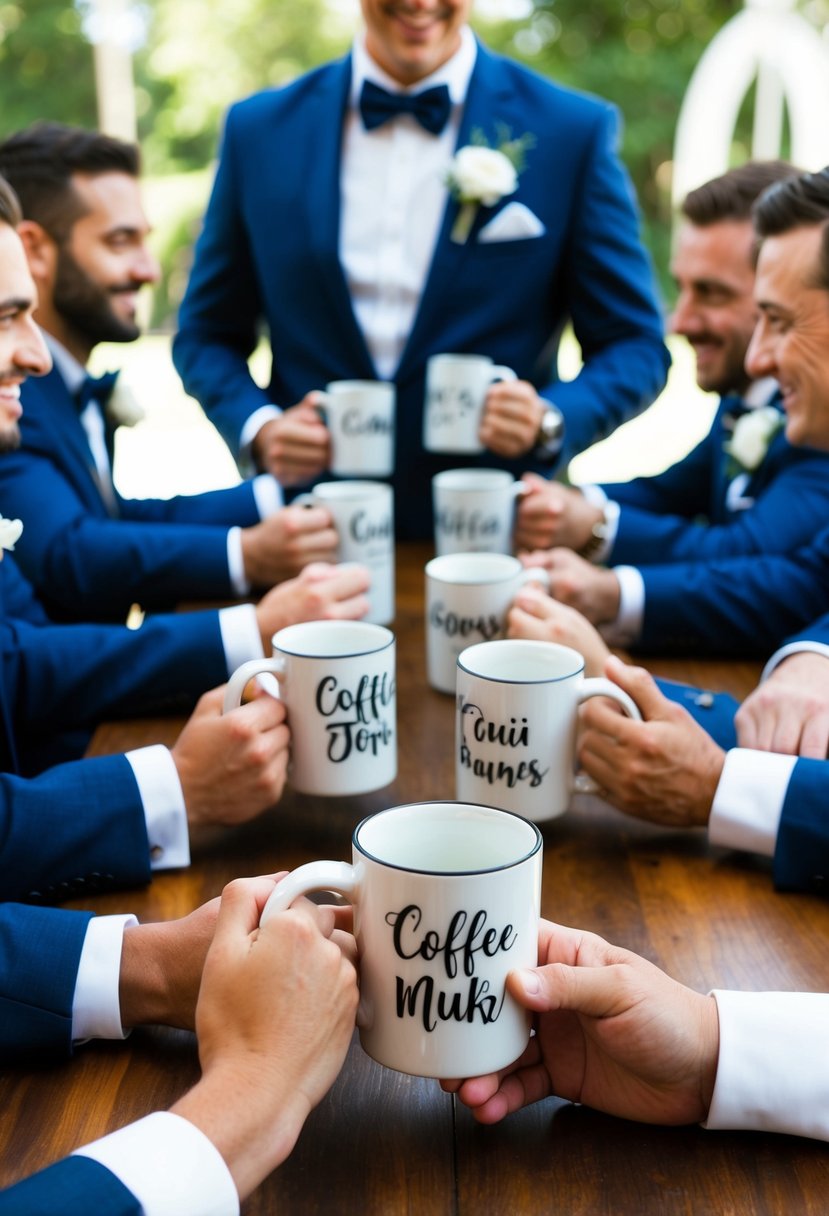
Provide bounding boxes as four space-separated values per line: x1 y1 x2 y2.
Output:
541 408 563 443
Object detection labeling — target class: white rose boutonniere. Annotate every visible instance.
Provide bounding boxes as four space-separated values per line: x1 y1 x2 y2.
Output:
106 381 145 428
446 126 534 244
724 405 784 474
0 516 23 552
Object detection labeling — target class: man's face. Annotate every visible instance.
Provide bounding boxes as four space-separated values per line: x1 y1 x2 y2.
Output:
669 219 758 396
52 171 159 347
746 224 829 450
0 223 51 451
360 0 470 85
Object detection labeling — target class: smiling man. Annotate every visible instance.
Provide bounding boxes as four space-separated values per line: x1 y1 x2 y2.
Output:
0 123 347 624
513 160 829 661
172 0 668 539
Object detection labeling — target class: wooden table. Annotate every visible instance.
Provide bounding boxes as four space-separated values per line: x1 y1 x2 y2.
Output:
2 543 828 1213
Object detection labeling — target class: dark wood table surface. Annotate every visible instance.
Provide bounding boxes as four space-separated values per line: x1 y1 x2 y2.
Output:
2 542 828 1213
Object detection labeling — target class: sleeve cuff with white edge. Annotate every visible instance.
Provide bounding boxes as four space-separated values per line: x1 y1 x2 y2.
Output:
251 472 284 515
761 641 829 682
126 745 190 870
705 990 829 1141
227 526 251 598
239 404 283 476
219 603 266 676
708 748 797 858
598 564 643 647
72 914 137 1044
73 1112 240 1216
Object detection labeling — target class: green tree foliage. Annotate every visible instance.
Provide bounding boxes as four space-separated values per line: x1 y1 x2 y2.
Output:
0 0 97 137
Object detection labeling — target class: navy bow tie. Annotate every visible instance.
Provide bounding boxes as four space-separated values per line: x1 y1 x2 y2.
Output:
77 370 119 412
359 79 452 135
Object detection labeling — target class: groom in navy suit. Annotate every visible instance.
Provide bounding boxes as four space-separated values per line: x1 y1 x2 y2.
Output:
514 160 829 658
173 0 669 538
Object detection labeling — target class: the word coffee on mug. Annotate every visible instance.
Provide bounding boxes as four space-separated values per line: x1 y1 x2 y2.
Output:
259 801 542 1078
318 380 395 478
299 480 395 625
223 620 396 797
425 552 548 694
456 639 641 822
432 468 525 557
423 353 517 454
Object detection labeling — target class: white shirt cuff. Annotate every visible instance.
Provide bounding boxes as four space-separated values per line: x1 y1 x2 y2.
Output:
239 404 283 474
761 641 829 682
227 526 251 597
126 745 191 870
72 914 137 1043
251 472 284 515
599 564 643 646
708 747 797 857
73 1111 240 1216
218 603 266 675
706 990 829 1141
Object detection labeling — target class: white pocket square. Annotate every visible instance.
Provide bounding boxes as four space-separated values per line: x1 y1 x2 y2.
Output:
477 202 546 243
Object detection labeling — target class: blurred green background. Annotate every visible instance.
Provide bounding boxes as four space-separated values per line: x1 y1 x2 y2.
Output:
7 0 826 330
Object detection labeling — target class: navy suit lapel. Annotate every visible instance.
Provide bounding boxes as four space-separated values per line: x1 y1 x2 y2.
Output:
304 55 377 379
396 43 513 383
26 368 116 518
0 564 20 774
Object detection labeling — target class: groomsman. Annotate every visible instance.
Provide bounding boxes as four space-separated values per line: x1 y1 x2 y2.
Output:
0 174 300 902
515 160 829 658
513 166 829 896
172 0 669 537
0 123 341 624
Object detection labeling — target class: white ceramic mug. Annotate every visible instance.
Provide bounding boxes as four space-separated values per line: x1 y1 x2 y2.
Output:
223 620 396 796
423 354 517 454
260 801 542 1079
455 639 642 822
319 380 395 477
425 553 549 695
432 468 526 556
297 481 395 625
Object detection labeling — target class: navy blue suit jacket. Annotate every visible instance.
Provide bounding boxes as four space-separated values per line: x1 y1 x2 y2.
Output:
0 905 142 1212
604 397 829 567
3 364 265 622
0 557 228 773
173 42 669 538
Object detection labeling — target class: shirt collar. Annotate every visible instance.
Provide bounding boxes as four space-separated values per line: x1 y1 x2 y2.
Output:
744 377 779 409
350 24 477 107
43 332 86 395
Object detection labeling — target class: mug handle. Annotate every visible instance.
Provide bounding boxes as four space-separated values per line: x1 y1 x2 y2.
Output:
572 678 642 795
489 365 517 384
222 656 286 714
260 860 358 926
518 566 550 591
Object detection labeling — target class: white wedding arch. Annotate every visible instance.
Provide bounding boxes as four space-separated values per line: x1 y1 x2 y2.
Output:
672 0 829 205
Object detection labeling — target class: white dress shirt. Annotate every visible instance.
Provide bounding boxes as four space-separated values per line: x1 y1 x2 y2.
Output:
239 26 477 453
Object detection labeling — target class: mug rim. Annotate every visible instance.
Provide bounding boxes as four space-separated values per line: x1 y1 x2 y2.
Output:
272 619 395 659
310 479 392 499
352 800 542 876
325 379 394 395
428 352 494 366
425 552 521 584
433 467 514 490
458 638 585 684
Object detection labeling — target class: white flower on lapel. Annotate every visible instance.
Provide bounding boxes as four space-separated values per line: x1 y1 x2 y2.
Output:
446 126 534 244
724 405 784 472
0 516 23 551
106 382 145 428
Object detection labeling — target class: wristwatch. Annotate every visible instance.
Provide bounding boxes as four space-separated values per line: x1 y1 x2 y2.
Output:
578 502 615 562
534 404 565 462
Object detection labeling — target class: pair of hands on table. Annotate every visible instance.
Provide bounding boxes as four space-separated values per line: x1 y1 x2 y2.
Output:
251 384 548 485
